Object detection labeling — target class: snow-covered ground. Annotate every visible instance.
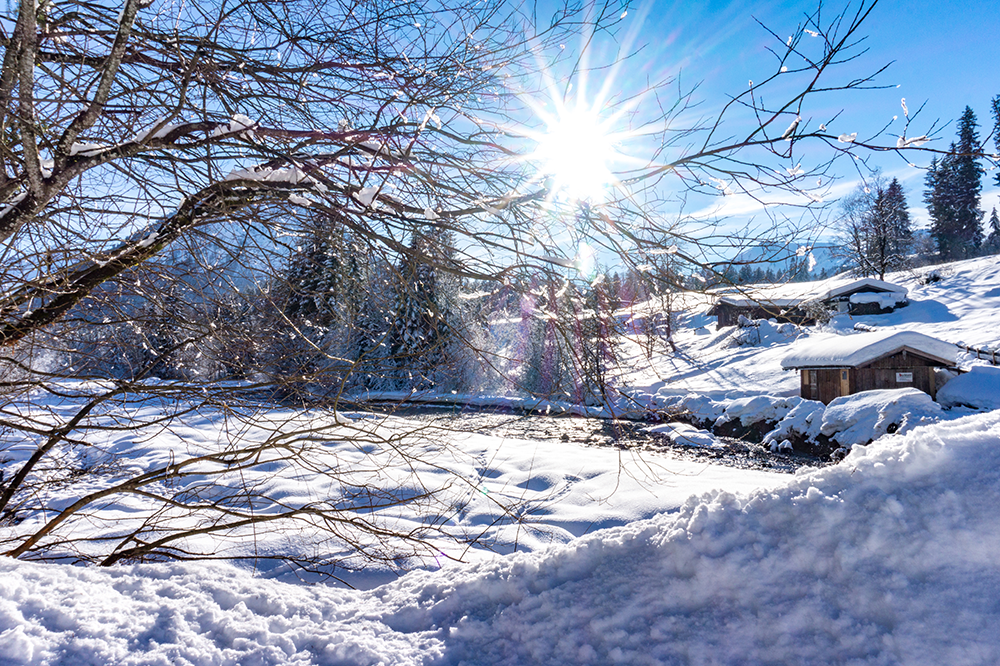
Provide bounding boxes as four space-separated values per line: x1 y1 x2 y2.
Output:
5 411 1000 665
3 255 1000 665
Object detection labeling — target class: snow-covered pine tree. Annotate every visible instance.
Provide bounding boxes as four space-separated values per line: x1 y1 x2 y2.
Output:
284 215 358 331
985 207 1000 255
883 178 914 262
992 95 1000 187
280 213 367 387
390 226 459 390
351 253 397 390
838 175 912 279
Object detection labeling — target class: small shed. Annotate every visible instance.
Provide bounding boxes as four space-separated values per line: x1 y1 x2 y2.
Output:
812 278 908 316
781 331 958 404
706 296 810 329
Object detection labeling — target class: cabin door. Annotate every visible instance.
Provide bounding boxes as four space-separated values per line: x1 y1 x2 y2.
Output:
806 370 819 400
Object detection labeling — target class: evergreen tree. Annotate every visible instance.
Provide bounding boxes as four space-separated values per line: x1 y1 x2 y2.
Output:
606 272 623 311
928 108 984 260
952 106 985 253
925 153 961 261
284 215 360 331
280 214 366 385
985 207 1000 254
992 95 1000 187
839 176 913 279
352 255 396 389
390 226 458 389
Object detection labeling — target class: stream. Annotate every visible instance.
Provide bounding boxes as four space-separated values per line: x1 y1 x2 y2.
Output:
355 403 817 474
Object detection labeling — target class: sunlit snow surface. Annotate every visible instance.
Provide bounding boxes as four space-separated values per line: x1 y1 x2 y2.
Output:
4 412 1000 665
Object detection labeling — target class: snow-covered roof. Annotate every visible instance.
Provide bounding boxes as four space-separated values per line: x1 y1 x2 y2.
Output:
715 296 804 308
816 278 907 302
709 277 907 311
781 331 958 369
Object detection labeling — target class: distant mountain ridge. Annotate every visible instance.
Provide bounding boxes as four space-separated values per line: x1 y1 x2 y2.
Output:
730 242 847 278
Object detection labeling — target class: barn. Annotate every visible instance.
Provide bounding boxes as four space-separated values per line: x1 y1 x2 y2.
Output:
781 331 958 404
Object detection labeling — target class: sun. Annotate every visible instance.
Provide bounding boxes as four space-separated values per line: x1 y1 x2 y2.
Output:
529 104 622 202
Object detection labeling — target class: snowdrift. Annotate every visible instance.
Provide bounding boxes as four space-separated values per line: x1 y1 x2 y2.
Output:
4 411 1000 665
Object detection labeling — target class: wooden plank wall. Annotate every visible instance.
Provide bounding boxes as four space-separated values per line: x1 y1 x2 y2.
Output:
850 366 937 398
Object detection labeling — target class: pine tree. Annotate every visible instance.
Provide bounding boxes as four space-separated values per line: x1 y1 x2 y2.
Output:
873 178 913 278
284 215 360 331
925 153 961 261
992 95 1000 187
281 214 366 384
839 176 913 279
985 207 1000 254
952 106 985 254
352 257 396 389
390 226 458 389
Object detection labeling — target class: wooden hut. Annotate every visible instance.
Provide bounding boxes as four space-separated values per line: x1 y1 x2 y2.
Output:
781 331 958 404
707 278 907 330
706 296 811 329
811 278 908 316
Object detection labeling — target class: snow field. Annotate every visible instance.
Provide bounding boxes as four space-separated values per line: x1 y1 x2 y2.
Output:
4 411 1000 665
0 385 789 590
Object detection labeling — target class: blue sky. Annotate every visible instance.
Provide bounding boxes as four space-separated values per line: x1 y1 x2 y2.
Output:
559 0 1000 244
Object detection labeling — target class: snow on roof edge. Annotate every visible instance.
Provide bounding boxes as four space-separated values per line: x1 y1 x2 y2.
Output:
781 331 957 369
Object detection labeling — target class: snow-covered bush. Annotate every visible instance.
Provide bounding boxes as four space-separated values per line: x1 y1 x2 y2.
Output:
762 398 826 448
819 388 942 447
717 395 801 428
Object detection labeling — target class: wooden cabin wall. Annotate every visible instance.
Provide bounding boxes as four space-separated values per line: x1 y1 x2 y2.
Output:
849 365 937 398
800 369 846 404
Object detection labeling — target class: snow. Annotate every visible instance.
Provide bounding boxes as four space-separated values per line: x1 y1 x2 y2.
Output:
354 186 379 207
646 422 720 447
819 277 906 301
849 291 908 309
211 114 256 138
0 386 787 589
897 135 930 148
713 295 802 307
6 411 1000 664
132 118 184 144
716 394 798 426
68 142 107 156
938 366 1000 411
819 387 943 446
781 330 957 369
780 116 800 139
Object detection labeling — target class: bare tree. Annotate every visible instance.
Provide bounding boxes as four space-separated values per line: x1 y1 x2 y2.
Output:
834 175 913 280
0 0 966 571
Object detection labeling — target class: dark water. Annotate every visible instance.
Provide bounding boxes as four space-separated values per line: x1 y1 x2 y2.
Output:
356 404 813 474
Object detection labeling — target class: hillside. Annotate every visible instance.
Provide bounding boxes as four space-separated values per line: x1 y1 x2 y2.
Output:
620 255 1000 400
